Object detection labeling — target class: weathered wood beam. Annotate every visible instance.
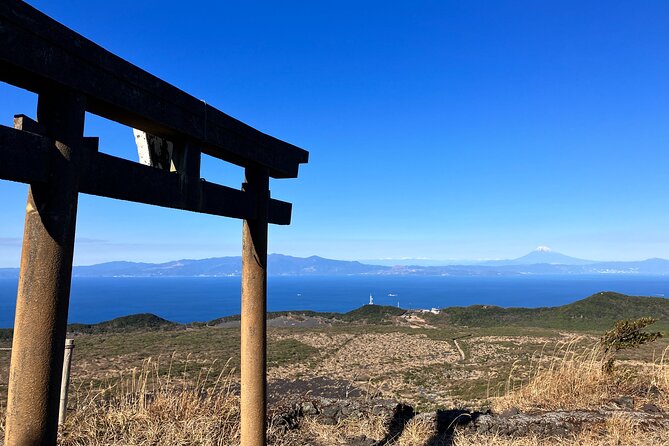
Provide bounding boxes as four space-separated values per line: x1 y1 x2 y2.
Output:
0 124 292 224
268 199 292 226
0 121 50 183
82 151 255 220
0 1 308 179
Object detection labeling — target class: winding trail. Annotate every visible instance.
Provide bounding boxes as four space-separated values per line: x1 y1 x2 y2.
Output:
453 339 466 361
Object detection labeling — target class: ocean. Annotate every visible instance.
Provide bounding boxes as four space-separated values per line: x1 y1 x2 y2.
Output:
1 275 669 328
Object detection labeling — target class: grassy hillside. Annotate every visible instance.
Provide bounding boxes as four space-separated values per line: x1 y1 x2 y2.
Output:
434 291 669 331
68 313 177 334
207 310 341 326
208 305 404 326
340 304 406 324
1 315 178 341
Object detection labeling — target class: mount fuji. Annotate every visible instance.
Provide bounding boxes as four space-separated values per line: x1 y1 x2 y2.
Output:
482 246 595 266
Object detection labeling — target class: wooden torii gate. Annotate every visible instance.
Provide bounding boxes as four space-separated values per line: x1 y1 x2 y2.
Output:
0 1 308 445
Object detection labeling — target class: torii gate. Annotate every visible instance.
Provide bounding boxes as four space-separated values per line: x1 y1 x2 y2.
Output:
0 1 308 445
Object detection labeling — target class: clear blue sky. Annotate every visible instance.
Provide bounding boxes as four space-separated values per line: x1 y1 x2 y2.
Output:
1 0 668 266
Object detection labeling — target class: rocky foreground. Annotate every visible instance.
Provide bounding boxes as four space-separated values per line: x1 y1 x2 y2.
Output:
263 370 669 445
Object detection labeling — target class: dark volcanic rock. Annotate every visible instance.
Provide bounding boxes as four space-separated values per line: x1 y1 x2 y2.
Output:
269 377 362 405
641 403 662 413
608 396 635 409
463 409 669 437
269 392 669 442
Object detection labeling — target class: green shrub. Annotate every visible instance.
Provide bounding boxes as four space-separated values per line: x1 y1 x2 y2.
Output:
599 317 662 373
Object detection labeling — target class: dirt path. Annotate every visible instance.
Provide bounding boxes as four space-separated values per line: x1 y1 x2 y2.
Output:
453 338 466 361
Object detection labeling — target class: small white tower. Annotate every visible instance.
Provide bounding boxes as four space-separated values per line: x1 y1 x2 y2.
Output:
369 293 374 305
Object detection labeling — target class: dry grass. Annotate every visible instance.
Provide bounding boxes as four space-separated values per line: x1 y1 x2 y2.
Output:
396 418 440 446
270 332 458 381
452 431 669 445
2 330 668 445
58 356 244 446
290 412 447 446
494 341 669 412
289 414 387 445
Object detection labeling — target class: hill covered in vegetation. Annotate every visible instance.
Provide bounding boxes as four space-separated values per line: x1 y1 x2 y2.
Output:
68 313 176 334
432 291 669 331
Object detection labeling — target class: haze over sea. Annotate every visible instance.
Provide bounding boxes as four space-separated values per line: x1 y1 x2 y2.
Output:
2 275 669 328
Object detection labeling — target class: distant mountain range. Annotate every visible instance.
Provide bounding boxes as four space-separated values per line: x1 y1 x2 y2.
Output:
480 246 595 266
362 246 596 267
0 248 668 277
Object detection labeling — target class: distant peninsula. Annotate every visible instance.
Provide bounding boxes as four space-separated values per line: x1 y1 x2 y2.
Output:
1 248 669 278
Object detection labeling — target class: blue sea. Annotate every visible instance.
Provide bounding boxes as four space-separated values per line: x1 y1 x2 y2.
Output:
1 275 669 328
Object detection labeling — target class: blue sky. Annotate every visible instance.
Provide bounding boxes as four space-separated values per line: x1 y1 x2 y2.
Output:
1 0 669 266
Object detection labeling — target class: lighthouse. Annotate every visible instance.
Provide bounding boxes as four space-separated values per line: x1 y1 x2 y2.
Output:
369 293 374 305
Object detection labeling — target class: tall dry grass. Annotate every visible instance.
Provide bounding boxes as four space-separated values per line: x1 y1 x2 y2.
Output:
292 414 387 445
58 355 245 446
494 341 669 412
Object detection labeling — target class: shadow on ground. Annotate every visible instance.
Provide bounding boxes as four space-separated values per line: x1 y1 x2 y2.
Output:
424 409 484 446
375 405 484 446
374 404 415 445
